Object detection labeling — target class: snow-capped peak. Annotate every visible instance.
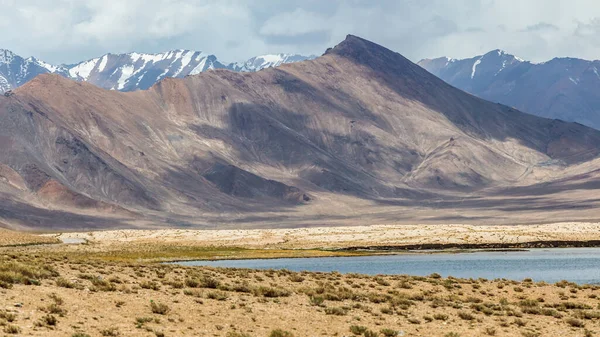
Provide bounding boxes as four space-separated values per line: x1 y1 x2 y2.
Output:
0 48 315 93
482 49 525 63
26 57 63 73
69 58 101 80
231 54 315 72
0 49 16 64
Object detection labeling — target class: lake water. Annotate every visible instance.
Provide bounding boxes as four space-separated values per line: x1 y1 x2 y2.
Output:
174 248 600 284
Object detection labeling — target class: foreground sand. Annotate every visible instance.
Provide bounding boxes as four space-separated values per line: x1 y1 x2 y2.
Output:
46 222 600 250
2 250 600 337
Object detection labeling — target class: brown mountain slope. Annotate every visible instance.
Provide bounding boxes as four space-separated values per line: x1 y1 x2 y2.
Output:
2 35 600 230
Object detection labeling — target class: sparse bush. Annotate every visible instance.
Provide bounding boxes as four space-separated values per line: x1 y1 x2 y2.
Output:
226 332 251 337
207 291 228 301
140 281 160 291
40 314 58 326
364 330 379 337
485 327 497 336
56 277 76 288
445 333 460 337
375 277 390 286
350 325 368 335
407 317 421 324
325 307 348 316
100 327 120 336
513 318 526 327
150 301 170 315
185 278 200 288
458 311 474 320
269 329 293 337
381 328 398 336
254 286 291 298
289 274 305 283
90 277 116 292
521 331 540 337
3 325 20 334
309 295 325 306
0 311 16 322
201 277 220 289
47 303 67 316
566 318 585 328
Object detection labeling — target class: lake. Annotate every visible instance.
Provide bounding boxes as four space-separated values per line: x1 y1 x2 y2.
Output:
174 248 600 284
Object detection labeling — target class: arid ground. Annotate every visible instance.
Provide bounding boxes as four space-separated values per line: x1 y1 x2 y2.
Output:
2 224 600 336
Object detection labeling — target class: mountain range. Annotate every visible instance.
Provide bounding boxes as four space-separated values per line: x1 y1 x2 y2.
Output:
418 51 600 130
2 35 600 231
0 49 314 92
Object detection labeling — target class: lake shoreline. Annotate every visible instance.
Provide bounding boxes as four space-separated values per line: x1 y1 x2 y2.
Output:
341 239 600 252
174 247 600 285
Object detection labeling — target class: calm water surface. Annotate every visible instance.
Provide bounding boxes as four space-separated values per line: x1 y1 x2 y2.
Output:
175 248 600 284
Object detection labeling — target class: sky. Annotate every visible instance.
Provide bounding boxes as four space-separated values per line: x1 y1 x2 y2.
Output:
1 0 599 64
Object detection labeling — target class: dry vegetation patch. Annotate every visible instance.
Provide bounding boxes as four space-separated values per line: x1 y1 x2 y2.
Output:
0 229 59 247
2 248 600 336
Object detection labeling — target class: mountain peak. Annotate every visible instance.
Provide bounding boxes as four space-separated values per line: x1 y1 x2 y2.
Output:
326 34 378 56
482 49 526 62
325 34 412 71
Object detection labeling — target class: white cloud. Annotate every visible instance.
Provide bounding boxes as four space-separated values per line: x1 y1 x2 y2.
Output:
0 0 599 64
259 8 328 37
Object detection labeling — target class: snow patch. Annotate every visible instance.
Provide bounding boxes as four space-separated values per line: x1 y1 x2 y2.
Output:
69 58 99 79
97 55 108 72
569 77 579 85
0 50 15 64
117 65 135 90
174 51 196 76
471 58 482 79
189 57 208 75
495 60 507 76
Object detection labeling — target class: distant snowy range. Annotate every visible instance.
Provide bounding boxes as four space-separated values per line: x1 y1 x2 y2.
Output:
418 50 600 130
0 49 314 93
